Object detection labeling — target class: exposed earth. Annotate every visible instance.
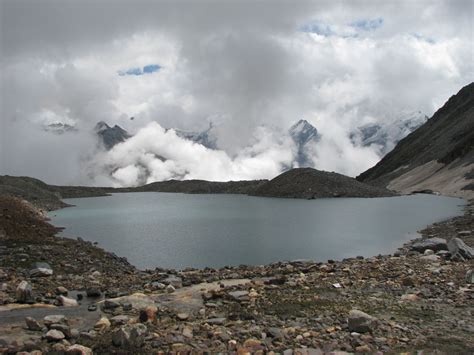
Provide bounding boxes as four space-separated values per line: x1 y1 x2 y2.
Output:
0 195 472 354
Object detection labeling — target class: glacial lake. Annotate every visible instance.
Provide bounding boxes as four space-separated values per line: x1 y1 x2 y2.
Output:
49 193 465 270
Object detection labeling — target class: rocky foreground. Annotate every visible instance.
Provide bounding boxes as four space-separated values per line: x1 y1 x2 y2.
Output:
0 196 473 354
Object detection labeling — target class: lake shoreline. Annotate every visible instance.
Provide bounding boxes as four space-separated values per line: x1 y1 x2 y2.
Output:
0 194 473 353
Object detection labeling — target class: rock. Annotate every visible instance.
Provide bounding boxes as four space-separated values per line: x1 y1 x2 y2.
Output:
411 237 447 252
205 317 226 325
150 282 166 290
166 284 176 293
182 325 193 339
66 344 93 355
25 317 42 331
112 324 147 347
110 315 130 326
29 262 53 277
228 290 249 301
466 269 474 284
458 230 471 236
139 306 158 323
355 344 371 353
58 295 79 307
420 254 440 262
400 294 419 301
50 323 72 338
94 317 111 332
348 310 377 333
177 312 189 321
86 287 101 297
163 275 183 288
243 338 263 351
448 238 474 260
56 286 68 295
103 299 121 309
16 281 33 303
88 305 97 312
45 329 65 342
423 249 434 255
44 315 67 327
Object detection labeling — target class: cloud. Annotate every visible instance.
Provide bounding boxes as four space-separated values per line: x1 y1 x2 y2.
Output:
1 0 473 185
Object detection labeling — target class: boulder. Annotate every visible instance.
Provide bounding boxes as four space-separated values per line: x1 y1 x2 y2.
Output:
411 237 447 252
45 329 65 342
162 275 183 288
56 286 68 295
86 287 101 298
58 295 79 307
228 290 249 301
66 344 93 355
110 315 130 326
103 299 121 309
448 238 474 260
112 324 147 347
348 310 377 333
16 281 33 303
139 306 158 323
94 317 111 332
29 262 53 277
25 316 42 331
44 315 68 328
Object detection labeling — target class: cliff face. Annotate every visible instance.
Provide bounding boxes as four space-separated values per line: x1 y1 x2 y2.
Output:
357 83 474 198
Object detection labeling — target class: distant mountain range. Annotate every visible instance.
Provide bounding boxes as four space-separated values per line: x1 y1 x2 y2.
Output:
289 119 321 167
350 111 428 155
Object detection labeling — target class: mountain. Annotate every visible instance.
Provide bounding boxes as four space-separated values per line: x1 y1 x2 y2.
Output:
357 83 474 198
174 124 218 149
95 121 131 149
350 111 428 156
253 167 395 199
289 119 321 167
44 122 78 134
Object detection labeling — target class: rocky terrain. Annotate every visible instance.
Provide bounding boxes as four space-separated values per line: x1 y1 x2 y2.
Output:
358 82 474 199
1 194 472 354
252 168 395 199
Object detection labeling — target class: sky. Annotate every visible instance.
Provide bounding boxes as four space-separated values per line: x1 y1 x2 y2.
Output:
0 0 472 186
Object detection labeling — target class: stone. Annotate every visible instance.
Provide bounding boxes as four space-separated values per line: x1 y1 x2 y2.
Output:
86 287 101 297
466 269 474 284
45 329 65 342
50 323 72 338
30 262 53 277
423 249 434 255
56 286 68 295
348 310 377 333
110 315 130 326
205 317 226 325
58 295 79 307
163 275 183 288
139 306 158 323
228 290 249 301
25 317 42 331
458 230 471 236
448 238 474 260
66 344 93 355
16 281 33 303
166 284 175 293
103 299 121 309
112 324 147 347
94 317 111 332
88 304 97 312
420 254 440 262
183 325 193 339
411 237 448 252
177 312 189 321
400 294 419 301
44 315 67 327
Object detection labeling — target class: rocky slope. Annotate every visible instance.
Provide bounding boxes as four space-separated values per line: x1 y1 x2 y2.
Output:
253 168 395 199
357 82 474 198
0 195 472 354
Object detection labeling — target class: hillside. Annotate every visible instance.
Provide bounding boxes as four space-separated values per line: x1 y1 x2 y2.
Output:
357 82 474 198
252 168 395 199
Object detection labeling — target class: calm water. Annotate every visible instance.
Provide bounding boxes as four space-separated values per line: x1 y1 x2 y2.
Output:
49 193 464 270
